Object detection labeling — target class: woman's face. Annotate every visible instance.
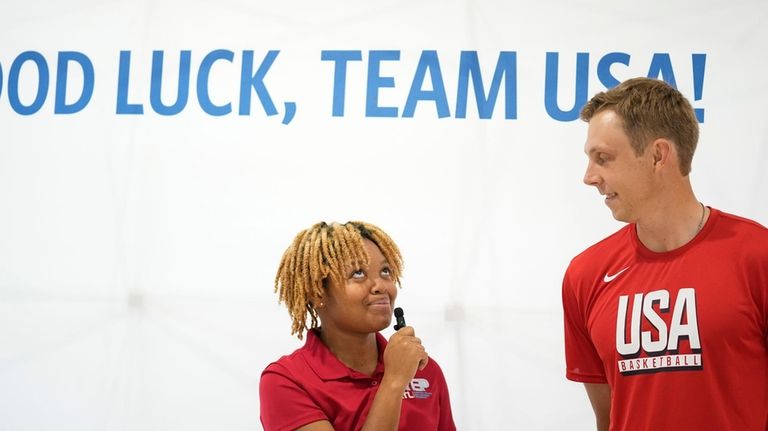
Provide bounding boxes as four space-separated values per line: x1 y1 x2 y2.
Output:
318 239 398 335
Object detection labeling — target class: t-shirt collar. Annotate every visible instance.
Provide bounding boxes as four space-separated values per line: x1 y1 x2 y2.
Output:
632 207 720 259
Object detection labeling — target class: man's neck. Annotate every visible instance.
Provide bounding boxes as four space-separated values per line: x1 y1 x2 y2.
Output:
635 194 707 252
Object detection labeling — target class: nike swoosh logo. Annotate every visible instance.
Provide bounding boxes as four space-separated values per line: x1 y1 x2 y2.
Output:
603 267 630 283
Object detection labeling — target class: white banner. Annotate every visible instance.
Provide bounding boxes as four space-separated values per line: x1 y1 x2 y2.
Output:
1 1 767 430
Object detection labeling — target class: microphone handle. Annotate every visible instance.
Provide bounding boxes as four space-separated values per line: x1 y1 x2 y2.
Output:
394 308 406 330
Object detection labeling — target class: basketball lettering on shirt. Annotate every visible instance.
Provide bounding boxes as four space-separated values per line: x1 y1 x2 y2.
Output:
615 288 702 375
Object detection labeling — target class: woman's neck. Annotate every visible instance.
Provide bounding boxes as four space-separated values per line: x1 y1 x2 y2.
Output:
318 327 380 376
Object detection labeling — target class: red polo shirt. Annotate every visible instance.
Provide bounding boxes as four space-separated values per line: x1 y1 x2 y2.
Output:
260 329 456 431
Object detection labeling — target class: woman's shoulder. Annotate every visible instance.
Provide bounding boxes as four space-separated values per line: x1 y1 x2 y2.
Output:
262 334 315 376
263 348 304 375
416 355 449 382
262 329 331 380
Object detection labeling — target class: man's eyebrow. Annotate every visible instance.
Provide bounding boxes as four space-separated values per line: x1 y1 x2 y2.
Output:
585 144 607 155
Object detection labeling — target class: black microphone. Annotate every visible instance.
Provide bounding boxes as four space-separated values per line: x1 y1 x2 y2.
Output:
394 307 406 330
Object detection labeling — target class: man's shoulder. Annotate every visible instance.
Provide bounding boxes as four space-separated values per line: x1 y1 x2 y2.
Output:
715 209 767 233
711 209 768 256
563 224 634 290
571 224 633 266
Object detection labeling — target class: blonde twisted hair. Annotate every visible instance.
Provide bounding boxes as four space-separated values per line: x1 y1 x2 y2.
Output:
275 221 403 339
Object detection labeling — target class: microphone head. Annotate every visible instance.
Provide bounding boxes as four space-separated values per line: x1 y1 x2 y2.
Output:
394 307 404 318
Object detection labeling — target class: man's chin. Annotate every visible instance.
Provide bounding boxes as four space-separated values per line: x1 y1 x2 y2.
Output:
609 209 630 223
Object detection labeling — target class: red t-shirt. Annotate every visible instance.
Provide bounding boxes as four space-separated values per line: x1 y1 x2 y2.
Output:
563 208 768 430
260 329 456 431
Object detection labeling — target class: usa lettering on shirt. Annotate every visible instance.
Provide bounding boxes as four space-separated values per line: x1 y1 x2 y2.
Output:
615 288 703 374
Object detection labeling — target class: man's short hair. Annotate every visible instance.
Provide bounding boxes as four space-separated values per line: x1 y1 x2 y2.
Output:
580 77 699 175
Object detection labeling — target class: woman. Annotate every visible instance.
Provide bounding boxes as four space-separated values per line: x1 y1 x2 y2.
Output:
260 221 456 431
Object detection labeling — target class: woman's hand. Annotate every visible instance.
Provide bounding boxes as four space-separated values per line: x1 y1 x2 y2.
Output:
382 326 429 390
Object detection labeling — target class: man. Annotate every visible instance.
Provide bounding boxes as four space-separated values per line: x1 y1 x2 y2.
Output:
562 77 768 430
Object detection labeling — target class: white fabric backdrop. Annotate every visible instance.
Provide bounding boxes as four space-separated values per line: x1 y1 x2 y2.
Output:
1 1 767 429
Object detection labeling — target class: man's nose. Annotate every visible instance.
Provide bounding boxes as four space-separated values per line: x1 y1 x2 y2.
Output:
583 162 600 186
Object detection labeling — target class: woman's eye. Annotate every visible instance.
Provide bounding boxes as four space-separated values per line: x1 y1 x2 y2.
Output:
351 269 365 279
380 267 391 277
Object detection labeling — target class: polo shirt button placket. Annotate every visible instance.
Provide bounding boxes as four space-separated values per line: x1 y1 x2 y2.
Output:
371 380 378 386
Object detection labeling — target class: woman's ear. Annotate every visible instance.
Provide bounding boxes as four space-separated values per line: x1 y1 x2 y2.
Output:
309 290 325 310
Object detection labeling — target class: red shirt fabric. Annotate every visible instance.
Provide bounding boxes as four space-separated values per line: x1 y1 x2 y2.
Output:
260 329 456 431
563 208 768 430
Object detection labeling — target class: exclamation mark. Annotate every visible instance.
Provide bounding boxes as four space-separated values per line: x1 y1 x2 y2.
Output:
692 54 706 123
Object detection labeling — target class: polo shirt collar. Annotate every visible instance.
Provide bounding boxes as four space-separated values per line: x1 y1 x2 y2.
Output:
302 328 387 381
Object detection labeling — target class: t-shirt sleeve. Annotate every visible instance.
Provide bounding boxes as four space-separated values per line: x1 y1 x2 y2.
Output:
260 365 328 431
562 267 607 383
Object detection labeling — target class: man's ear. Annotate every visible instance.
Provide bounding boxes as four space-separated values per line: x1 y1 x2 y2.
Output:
651 138 672 170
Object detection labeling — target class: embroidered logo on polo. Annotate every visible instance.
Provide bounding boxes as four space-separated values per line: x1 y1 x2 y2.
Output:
615 288 702 375
403 378 432 399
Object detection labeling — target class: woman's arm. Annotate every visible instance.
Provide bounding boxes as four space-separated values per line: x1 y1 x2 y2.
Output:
360 326 428 431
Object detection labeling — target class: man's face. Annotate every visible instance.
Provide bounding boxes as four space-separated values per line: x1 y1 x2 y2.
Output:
583 109 656 223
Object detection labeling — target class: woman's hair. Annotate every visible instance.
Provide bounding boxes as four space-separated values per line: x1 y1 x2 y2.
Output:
274 221 403 339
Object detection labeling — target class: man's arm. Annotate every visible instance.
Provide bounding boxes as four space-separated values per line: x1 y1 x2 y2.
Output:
584 383 611 431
